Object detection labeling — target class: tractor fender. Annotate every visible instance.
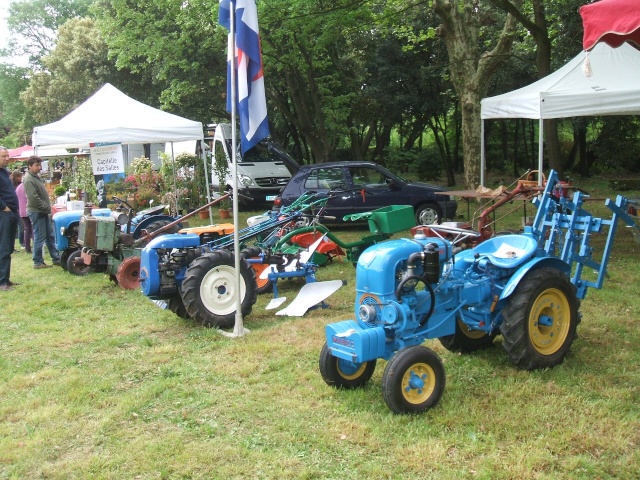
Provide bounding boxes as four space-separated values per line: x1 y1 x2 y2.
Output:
132 214 180 239
500 257 570 301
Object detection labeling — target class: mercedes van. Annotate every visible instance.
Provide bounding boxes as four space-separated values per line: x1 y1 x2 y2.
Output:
208 123 298 207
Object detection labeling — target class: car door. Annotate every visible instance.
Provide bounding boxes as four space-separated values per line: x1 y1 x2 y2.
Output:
346 165 407 214
302 166 353 219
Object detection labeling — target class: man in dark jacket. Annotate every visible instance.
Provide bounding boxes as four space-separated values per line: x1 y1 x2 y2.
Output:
23 155 60 268
0 146 20 290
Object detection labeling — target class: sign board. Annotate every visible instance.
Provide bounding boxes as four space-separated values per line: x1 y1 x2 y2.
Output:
90 142 125 175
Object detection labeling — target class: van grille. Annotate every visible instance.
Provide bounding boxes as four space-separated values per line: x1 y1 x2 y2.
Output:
254 177 289 187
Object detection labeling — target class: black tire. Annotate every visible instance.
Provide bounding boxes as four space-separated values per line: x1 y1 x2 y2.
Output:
319 342 376 389
382 346 446 414
180 249 257 329
67 249 91 276
439 316 496 353
59 248 74 272
241 247 272 294
500 267 579 370
145 219 179 235
168 295 190 319
415 203 442 225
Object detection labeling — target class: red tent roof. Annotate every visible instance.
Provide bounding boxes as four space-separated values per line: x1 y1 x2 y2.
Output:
580 0 640 51
8 145 32 159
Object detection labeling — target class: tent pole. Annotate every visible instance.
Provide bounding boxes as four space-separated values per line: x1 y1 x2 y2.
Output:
480 120 485 187
538 119 544 186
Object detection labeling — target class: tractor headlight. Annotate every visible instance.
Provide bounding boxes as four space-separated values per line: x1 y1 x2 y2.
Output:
60 226 66 235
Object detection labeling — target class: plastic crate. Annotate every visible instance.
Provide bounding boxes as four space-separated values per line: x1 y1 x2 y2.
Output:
368 205 415 234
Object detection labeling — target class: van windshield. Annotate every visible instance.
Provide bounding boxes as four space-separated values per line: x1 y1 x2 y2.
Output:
226 140 278 164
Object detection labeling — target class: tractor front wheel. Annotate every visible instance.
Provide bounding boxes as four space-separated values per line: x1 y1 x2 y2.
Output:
439 316 496 353
59 248 74 272
382 346 446 414
319 342 376 389
500 267 579 370
67 249 91 276
181 249 257 329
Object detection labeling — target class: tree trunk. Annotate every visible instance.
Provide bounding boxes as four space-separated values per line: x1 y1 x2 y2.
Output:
433 0 521 189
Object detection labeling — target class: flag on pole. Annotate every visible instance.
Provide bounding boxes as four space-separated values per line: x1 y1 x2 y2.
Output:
219 0 270 154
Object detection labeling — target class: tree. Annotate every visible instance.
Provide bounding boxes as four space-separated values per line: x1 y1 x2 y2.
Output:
20 18 117 124
432 0 522 189
5 0 93 67
94 0 228 124
0 64 32 145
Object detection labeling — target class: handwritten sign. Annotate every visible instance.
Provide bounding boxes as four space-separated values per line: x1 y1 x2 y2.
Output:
90 142 125 175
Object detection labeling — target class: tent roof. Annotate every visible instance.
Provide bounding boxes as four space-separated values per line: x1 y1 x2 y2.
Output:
580 0 640 51
481 42 640 120
32 83 203 148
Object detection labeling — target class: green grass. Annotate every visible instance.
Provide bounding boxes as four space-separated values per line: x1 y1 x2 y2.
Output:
1 179 640 479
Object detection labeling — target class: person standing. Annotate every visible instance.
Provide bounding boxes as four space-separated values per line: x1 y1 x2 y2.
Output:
23 155 60 268
0 146 20 290
11 170 24 251
15 171 32 254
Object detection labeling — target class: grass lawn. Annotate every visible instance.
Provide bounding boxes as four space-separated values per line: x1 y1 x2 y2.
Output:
1 174 639 479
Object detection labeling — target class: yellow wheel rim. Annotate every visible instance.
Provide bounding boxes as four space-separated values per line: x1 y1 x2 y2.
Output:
528 287 571 355
337 361 367 381
458 317 486 340
401 362 436 405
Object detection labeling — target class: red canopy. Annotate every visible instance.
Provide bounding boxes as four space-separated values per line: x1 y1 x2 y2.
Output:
8 145 32 159
580 0 640 51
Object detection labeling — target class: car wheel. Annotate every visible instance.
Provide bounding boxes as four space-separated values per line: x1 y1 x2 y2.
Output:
415 203 442 225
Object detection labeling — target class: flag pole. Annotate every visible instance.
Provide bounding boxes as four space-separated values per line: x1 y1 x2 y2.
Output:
221 0 248 338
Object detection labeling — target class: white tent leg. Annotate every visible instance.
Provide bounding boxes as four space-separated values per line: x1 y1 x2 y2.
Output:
481 120 485 187
538 119 544 186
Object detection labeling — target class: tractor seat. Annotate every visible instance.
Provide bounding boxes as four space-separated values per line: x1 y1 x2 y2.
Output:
470 234 538 269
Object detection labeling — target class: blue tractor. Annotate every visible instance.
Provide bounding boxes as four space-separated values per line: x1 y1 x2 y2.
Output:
320 170 640 414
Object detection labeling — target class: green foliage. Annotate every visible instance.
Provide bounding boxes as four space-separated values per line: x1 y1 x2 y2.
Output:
67 156 97 203
5 0 93 66
93 0 227 123
159 151 208 213
20 18 116 125
213 153 231 209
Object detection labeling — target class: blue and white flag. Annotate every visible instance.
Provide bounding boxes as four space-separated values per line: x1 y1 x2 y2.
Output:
219 0 270 154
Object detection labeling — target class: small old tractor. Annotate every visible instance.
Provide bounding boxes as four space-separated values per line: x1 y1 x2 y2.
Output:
139 191 336 327
320 170 640 414
71 196 183 287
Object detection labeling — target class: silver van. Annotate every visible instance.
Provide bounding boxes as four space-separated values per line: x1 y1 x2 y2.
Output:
209 123 298 207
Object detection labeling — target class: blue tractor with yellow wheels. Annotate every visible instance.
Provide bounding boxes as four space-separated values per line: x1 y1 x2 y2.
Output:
320 170 640 414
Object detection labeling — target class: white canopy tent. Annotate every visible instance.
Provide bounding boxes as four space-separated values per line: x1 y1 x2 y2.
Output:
32 83 204 148
32 83 210 216
480 42 640 185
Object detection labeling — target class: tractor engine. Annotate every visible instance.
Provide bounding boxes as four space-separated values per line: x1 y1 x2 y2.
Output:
139 233 202 297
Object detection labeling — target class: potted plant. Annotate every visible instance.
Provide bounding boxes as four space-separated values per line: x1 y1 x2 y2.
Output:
214 153 231 219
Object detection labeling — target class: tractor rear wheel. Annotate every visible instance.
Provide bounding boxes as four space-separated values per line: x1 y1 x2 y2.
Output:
168 295 190 319
67 249 91 276
382 346 445 414
319 342 376 389
500 267 579 370
181 249 257 329
439 317 496 353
